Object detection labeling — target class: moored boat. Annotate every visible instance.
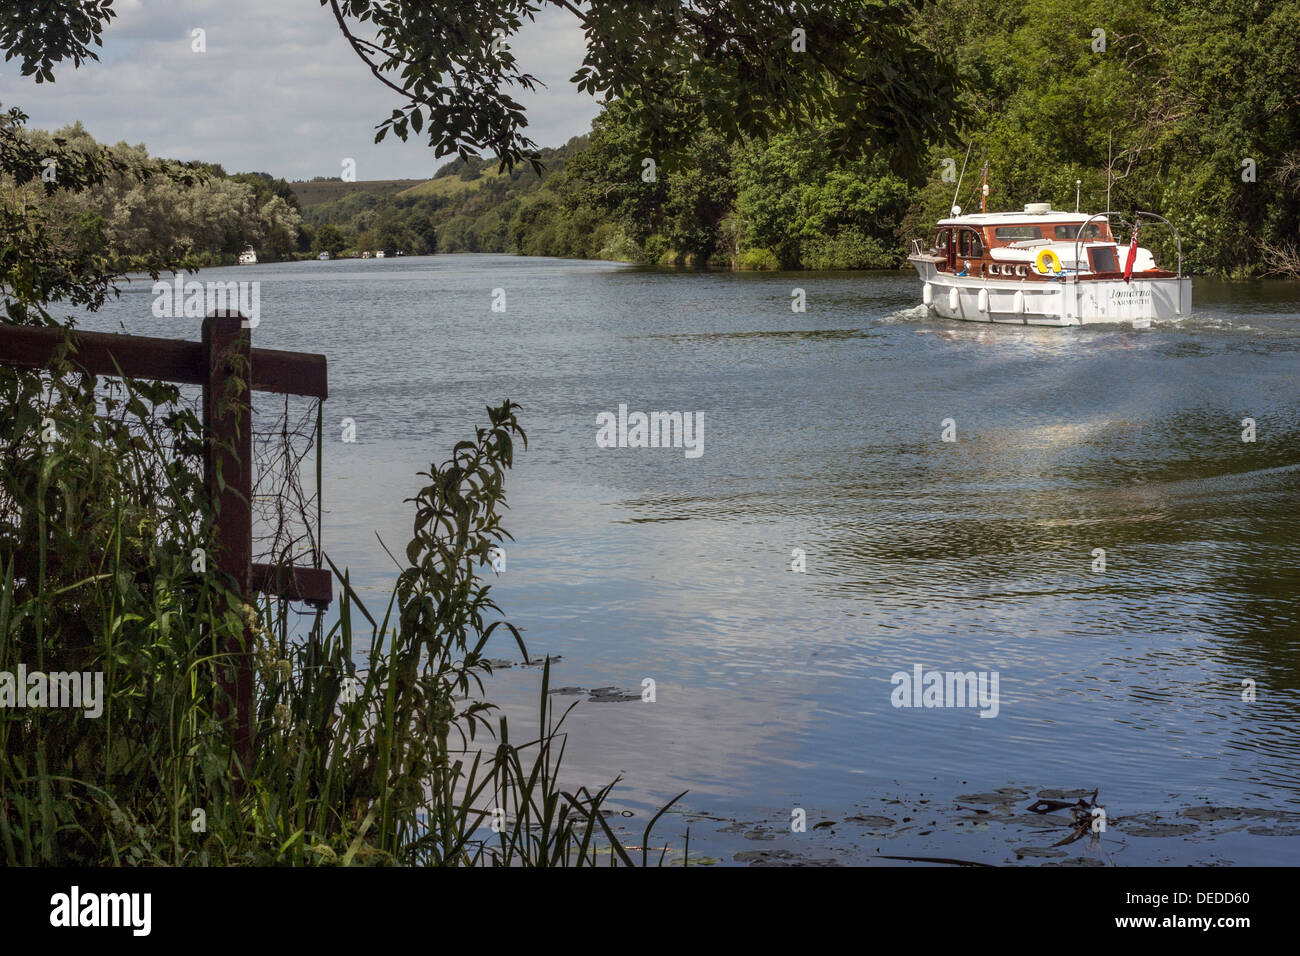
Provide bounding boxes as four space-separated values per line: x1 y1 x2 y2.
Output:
908 202 1190 326
237 246 257 266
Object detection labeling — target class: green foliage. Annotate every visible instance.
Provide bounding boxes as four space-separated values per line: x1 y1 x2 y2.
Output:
328 0 957 174
311 223 347 257
359 0 1297 276
0 1 115 82
734 132 910 268
738 247 780 271
0 358 231 865
595 225 641 263
801 230 896 271
0 379 674 864
289 178 425 206
301 138 586 256
0 107 219 325
6 116 306 268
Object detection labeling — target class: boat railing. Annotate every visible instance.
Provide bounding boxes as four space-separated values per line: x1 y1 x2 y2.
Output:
1072 211 1184 312
910 238 924 257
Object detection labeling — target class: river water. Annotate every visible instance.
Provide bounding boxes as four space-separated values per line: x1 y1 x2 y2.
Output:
84 255 1300 865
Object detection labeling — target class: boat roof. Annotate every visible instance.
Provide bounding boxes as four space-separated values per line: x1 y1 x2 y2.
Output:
937 209 1098 227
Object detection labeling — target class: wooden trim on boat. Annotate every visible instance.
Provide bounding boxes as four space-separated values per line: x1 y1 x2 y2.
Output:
1077 270 1178 280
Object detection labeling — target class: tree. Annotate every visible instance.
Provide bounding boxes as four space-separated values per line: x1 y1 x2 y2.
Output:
735 132 910 268
0 1 115 82
322 0 959 174
14 122 303 266
257 193 304 259
561 102 669 247
312 222 348 256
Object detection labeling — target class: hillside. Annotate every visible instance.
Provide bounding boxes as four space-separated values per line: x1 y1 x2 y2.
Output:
290 178 427 207
298 137 589 257
395 166 510 199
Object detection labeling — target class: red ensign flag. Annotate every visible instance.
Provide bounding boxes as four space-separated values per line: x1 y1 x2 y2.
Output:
1123 220 1140 283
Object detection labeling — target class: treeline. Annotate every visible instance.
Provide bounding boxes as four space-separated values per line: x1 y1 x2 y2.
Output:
297 139 590 258
300 123 911 269
20 0 1300 276
301 0 1300 277
8 119 306 268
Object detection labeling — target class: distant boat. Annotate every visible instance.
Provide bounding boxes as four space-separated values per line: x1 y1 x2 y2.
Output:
317 251 330 261
238 246 257 266
361 251 372 259
375 250 386 259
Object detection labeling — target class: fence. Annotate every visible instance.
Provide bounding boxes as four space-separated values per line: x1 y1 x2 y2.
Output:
0 313 330 762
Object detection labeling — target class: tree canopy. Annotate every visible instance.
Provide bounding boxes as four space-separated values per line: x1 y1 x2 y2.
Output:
324 0 958 172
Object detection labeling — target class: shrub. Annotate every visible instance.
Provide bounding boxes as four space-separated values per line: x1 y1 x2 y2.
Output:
737 247 780 270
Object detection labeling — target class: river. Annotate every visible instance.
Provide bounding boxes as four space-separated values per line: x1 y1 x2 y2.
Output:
82 254 1300 865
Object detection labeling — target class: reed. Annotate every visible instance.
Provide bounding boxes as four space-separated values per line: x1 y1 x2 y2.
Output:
0 360 682 865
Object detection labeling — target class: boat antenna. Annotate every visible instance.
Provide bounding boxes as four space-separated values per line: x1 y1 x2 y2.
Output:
1075 179 1082 213
980 161 989 213
1106 132 1113 213
951 142 973 215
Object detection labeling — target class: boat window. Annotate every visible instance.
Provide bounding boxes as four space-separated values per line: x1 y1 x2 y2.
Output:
933 229 950 250
1055 223 1108 241
958 229 983 258
1088 245 1119 273
994 225 1041 241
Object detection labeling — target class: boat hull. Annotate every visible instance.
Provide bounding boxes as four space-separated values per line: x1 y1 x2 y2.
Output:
909 258 1190 326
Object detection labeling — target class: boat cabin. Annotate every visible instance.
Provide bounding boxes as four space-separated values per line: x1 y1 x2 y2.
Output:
925 205 1166 279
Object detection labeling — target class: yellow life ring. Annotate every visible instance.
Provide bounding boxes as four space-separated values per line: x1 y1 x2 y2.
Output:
1035 248 1063 274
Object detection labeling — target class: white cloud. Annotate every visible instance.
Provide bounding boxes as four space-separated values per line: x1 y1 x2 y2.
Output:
0 0 600 180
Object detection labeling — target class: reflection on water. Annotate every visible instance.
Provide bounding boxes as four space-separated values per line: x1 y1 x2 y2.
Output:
80 256 1300 863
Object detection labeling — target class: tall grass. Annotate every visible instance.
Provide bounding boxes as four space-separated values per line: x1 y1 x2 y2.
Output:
0 353 682 865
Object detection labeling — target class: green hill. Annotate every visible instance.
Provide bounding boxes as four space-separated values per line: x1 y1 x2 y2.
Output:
290 178 427 207
298 138 591 257
395 166 509 199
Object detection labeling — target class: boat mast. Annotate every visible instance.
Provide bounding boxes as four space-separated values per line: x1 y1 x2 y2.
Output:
980 162 989 213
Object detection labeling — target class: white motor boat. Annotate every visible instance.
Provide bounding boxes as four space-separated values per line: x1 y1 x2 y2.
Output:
237 246 258 266
908 203 1190 326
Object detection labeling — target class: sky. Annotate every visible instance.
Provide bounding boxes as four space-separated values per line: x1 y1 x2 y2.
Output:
0 0 602 182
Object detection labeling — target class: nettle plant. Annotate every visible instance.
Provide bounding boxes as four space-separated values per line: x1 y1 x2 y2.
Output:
0 372 676 863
